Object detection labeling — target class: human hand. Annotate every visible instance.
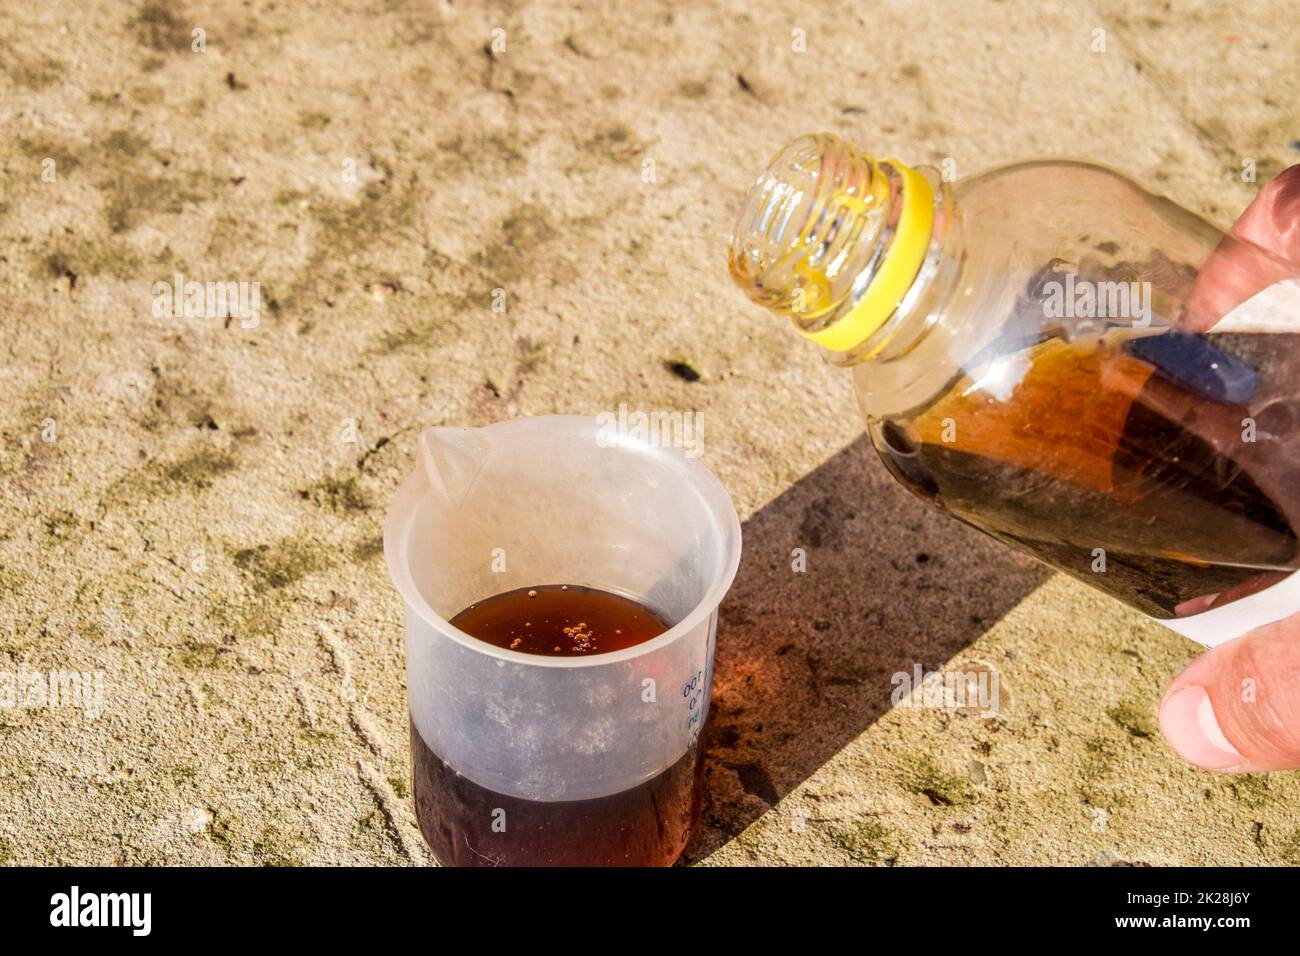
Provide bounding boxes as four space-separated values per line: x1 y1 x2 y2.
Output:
1159 165 1300 772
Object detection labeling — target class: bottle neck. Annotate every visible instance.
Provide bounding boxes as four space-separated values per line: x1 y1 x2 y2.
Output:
728 133 958 366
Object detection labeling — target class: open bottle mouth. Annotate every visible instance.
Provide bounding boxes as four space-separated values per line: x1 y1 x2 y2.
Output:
727 134 883 321
727 133 937 355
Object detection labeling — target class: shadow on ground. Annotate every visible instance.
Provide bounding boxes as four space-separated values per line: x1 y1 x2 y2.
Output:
684 436 1052 860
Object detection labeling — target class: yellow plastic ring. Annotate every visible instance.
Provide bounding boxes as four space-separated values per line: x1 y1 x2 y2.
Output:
802 162 935 352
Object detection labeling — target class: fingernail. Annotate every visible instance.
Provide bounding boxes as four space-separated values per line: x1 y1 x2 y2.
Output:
1159 685 1245 772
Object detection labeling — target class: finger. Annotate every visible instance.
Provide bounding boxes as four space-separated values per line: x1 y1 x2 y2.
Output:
1158 614 1300 771
1174 571 1291 617
1224 163 1300 260
1183 164 1300 331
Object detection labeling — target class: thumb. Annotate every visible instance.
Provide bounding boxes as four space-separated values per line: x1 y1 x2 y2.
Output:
1159 615 1300 772
1183 163 1300 330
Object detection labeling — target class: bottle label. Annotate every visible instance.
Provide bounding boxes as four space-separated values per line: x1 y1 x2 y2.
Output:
1159 568 1300 647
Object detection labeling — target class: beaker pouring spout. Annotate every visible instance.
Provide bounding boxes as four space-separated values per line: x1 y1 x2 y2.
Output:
417 427 492 506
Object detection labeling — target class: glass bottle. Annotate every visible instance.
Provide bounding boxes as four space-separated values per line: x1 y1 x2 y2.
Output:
728 133 1300 645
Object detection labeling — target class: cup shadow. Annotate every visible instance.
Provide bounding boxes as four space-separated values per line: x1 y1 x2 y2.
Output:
683 435 1051 861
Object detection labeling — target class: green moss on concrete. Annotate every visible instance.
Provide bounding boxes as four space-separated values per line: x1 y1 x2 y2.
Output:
830 818 907 864
1281 828 1300 865
3 48 66 89
251 825 308 867
15 132 82 173
301 475 370 514
471 202 558 284
1106 699 1159 739
162 448 237 491
99 167 217 234
232 538 332 593
1077 735 1132 808
173 640 227 670
899 754 978 806
36 237 143 281
42 509 78 540
128 0 193 53
1228 775 1273 809
297 111 331 130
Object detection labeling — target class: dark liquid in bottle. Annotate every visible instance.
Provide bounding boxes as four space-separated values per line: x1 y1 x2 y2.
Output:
410 584 705 866
873 329 1300 618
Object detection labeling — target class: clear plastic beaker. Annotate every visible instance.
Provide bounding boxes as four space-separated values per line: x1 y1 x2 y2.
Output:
383 415 742 866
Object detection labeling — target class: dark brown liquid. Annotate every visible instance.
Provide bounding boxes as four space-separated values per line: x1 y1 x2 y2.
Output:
411 722 704 866
412 584 704 866
873 329 1300 618
448 583 669 656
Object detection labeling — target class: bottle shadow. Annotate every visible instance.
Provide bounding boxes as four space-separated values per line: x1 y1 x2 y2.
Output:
683 435 1051 861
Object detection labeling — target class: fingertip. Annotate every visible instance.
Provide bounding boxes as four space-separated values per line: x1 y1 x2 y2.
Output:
1158 684 1252 772
1232 163 1300 264
1159 617 1300 772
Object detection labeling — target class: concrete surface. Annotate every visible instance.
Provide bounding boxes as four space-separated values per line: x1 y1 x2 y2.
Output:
2 0 1299 865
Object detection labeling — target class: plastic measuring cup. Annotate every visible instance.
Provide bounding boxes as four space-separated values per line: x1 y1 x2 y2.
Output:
383 415 742 866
